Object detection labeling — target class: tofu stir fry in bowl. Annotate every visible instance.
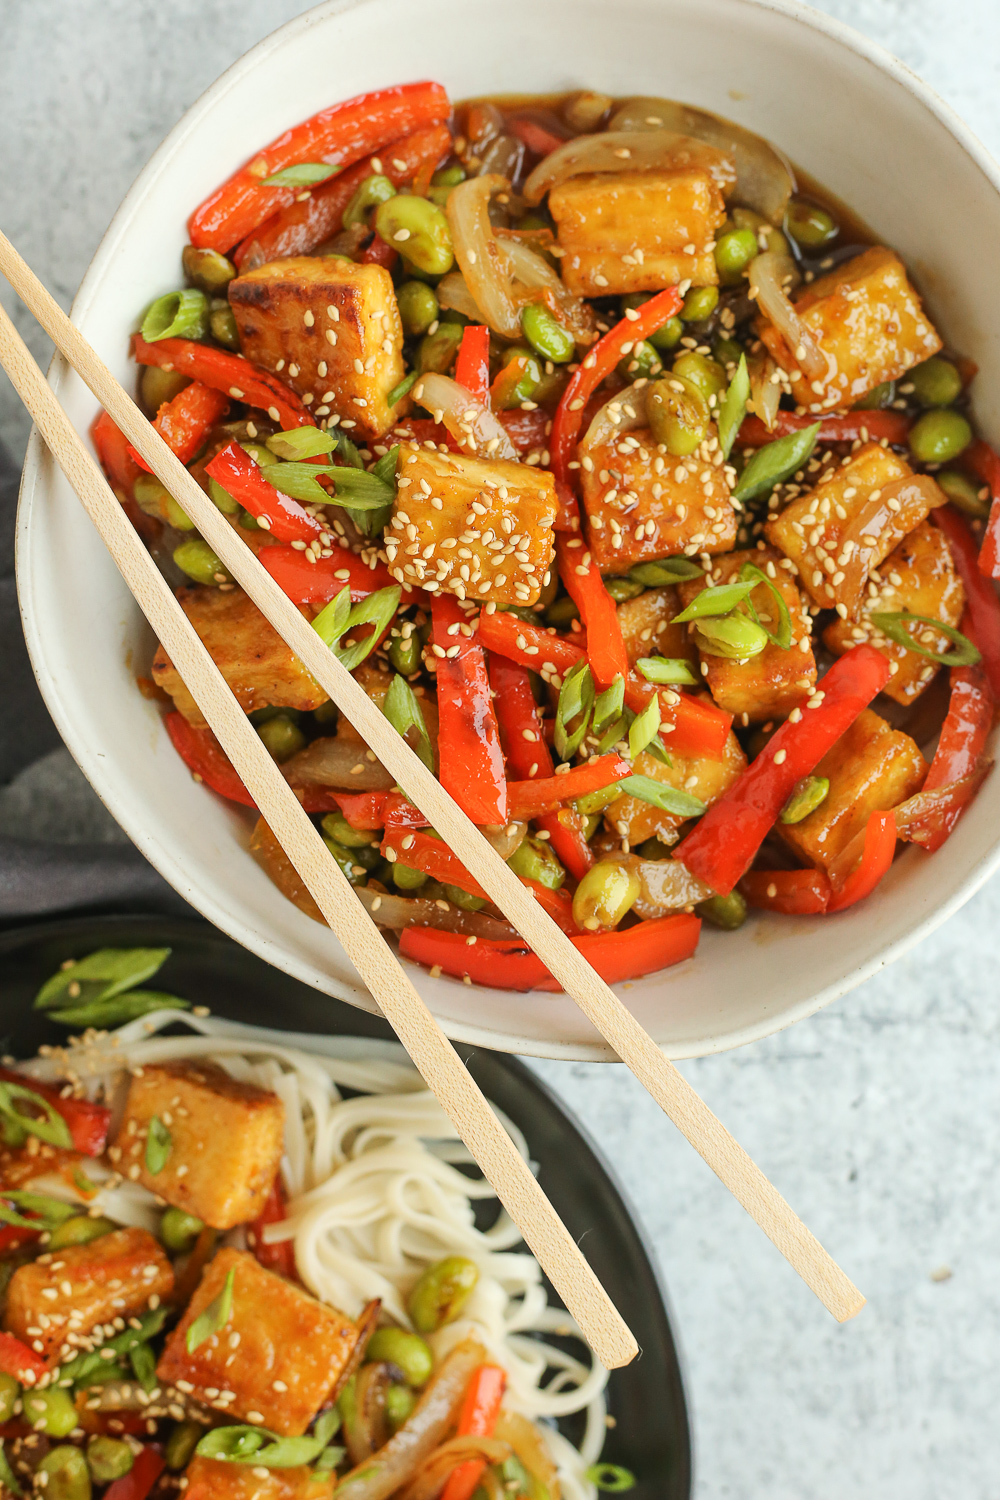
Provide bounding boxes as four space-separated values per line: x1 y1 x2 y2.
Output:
0 949 620 1500
90 84 1000 992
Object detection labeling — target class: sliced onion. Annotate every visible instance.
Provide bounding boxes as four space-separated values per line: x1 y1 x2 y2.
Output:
749 250 828 384
397 1436 512 1500
446 174 522 339
580 385 649 455
413 372 517 461
747 350 781 433
283 737 395 792
358 886 518 940
523 130 736 206
435 272 484 322
479 132 525 180
493 1412 560 1497
347 1361 392 1464
629 856 713 918
495 232 596 344
607 96 795 224
481 819 528 860
838 473 943 618
894 762 992 847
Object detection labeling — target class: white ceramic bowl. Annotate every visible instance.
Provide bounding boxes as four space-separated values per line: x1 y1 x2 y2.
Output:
17 0 1000 1060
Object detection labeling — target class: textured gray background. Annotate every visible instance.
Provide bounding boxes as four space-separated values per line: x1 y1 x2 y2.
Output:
2 3 1000 1495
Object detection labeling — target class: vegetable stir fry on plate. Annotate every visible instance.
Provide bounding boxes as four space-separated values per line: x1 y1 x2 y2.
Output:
91 83 999 990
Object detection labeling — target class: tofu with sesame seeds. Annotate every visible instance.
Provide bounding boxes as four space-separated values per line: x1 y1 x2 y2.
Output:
157 1248 372 1436
756 247 943 409
384 442 558 605
616 586 697 671
184 1458 335 1500
550 168 729 297
603 725 747 847
780 708 926 871
823 520 965 704
677 546 816 721
579 426 737 572
3 1228 174 1366
229 258 408 441
113 1061 285 1230
152 587 329 725
765 442 940 617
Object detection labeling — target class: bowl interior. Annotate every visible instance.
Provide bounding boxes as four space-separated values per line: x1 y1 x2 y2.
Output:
17 0 1000 1060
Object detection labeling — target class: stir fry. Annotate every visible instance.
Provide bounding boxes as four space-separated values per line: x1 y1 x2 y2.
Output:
0 949 624 1499
91 83 999 990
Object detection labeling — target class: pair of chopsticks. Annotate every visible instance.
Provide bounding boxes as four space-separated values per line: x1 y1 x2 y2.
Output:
0 229 865 1354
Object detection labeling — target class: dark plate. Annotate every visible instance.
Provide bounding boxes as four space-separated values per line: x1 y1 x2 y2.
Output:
0 914 691 1499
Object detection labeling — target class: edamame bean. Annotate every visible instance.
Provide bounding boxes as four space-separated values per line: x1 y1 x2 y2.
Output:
697 890 748 930
418 321 464 374
440 883 486 912
134 474 194 531
507 836 566 890
0 1372 20 1423
713 334 745 369
173 539 232 586
635 836 668 860
714 227 758 283
37 1447 91 1500
182 245 236 294
396 281 440 338
544 596 580 628
257 714 306 763
907 357 962 408
617 339 660 381
321 813 377 850
324 837 371 887
937 468 990 518
388 624 424 676
648 315 683 352
855 380 895 410
407 1256 479 1332
385 1384 417 1431
365 1328 434 1387
680 285 719 323
48 1215 117 1250
785 197 839 250
140 364 189 414
25 1388 78 1438
647 377 709 456
210 306 240 351
521 302 575 363
572 860 640 931
86 1437 133 1484
165 1421 207 1471
908 408 972 465
392 862 428 891
604 576 644 602
492 348 542 410
431 165 466 188
780 775 830 824
375 195 453 276
207 477 239 514
343 174 397 228
160 1206 205 1253
673 351 726 404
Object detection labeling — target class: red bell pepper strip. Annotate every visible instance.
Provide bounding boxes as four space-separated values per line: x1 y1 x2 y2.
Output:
400 912 701 991
521 880 580 933
738 409 911 449
556 535 629 689
622 674 732 763
383 796 431 837
130 381 230 472
489 653 552 780
505 114 568 158
132 335 314 432
432 596 508 824
826 810 897 912
0 1330 48 1385
260 543 405 605
498 407 550 459
893 653 994 852
454 325 491 404
0 1224 40 1255
554 478 582 533
189 82 452 252
248 1179 297 1280
536 808 594 881
166 712 256 808
384 830 488 901
895 764 992 851
740 868 831 915
478 608 586 680
675 644 891 895
234 125 453 270
507 756 630 820
440 1364 508 1500
333 791 390 830
0 1068 110 1158
933 504 1000 700
550 286 683 485
91 409 142 503
964 438 1000 579
205 442 323 543
359 233 398 269
104 1445 165 1500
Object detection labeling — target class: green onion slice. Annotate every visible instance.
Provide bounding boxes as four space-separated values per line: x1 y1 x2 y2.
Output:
196 1425 330 1469
739 562 792 650
554 661 595 761
0 1191 80 1232
869 611 981 667
594 714 629 756
35 947 171 1011
312 585 401 673
388 371 420 407
265 428 338 461
592 676 625 738
733 421 821 504
628 558 703 586
187 1268 235 1354
145 1115 172 1175
46 990 190 1030
337 433 365 469
129 1339 157 1393
261 162 342 189
617 776 705 817
0 1080 73 1151
585 1462 637 1492
628 694 661 758
383 674 434 772
58 1307 170 1389
717 352 750 461
313 1409 342 1447
141 288 209 343
636 656 698 686
673 580 757 623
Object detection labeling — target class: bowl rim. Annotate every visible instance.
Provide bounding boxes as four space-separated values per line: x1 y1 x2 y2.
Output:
16 0 1000 1062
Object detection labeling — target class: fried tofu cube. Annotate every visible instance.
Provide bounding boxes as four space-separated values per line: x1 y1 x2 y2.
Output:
384 442 557 606
113 1061 284 1230
677 546 816 721
579 427 736 572
604 725 747 847
184 1459 334 1500
4 1228 173 1366
152 587 328 726
616 587 696 670
229 258 407 441
757 247 942 409
823 520 965 704
157 1249 365 1436
765 443 939 616
780 708 926 871
551 168 729 297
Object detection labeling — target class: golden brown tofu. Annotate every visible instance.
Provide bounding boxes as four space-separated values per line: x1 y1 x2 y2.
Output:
616 587 696 670
184 1458 334 1500
780 709 926 870
757 247 942 410
384 442 557 605
229 258 407 441
152 587 328 726
551 169 728 297
157 1249 364 1436
765 443 939 616
823 520 965 704
677 546 816 721
604 726 747 847
579 427 736 572
113 1061 284 1230
4 1228 173 1367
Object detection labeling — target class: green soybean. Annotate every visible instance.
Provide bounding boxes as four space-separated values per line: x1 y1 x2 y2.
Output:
392 862 428 891
160 1206 205 1253
908 409 972 465
173 539 232 586
375 195 453 276
48 1215 117 1250
432 165 466 189
365 1328 434 1387
647 377 709 456
697 890 748 930
385 1384 417 1431
714 226 758 283
418 321 464 374
713 334 745 369
324 838 371 887
397 280 440 338
604 576 644 602
521 302 575 363
648 315 683 352
440 884 485 912
780 775 830 824
257 714 306 763
37 1447 91 1500
343 174 397 228
25 1387 78 1438
681 285 719 323
140 364 189 414
785 198 839 250
507 837 566 890
544 596 580 628
907 357 963 408
165 1421 207 1471
617 339 661 381
86 1438 133 1484
572 861 641 931
321 813 377 849
0 1373 19 1423
855 380 895 410
133 474 195 532
210 306 240 350
673 351 726 404
937 468 990 518
388 626 424 676
182 246 236 294
408 1256 479 1332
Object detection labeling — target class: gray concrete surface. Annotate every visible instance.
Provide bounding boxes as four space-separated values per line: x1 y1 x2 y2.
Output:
3 3 1000 1495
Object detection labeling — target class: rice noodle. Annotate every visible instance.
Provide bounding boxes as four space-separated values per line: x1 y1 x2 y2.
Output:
749 251 828 385
413 373 517 461
523 130 736 206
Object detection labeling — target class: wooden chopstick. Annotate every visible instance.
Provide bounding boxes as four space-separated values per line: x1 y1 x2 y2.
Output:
0 231 864 1323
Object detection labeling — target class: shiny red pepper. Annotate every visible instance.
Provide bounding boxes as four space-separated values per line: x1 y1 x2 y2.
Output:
333 791 390 830
205 442 323 543
454 325 491 403
478 607 586 678
933 504 1000 700
507 756 629 821
521 880 581 933
0 1330 48 1384
0 1068 111 1157
248 1179 297 1280
675 645 891 894
740 868 831 915
189 82 452 252
556 535 629 688
505 113 568 158
550 286 683 485
965 438 1000 579
260 543 405 605
431 596 508 824
827 810 897 912
383 829 487 900
91 409 142 503
535 809 595 880
165 712 335 814
440 1364 508 1500
738 409 911 448
894 653 994 852
359 233 398 269
132 335 314 431
104 1445 165 1500
130 381 230 472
